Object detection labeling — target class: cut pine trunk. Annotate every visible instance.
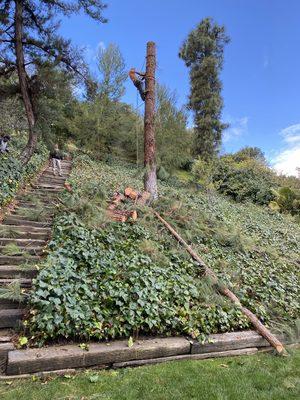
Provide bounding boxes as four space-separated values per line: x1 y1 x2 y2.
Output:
153 210 285 355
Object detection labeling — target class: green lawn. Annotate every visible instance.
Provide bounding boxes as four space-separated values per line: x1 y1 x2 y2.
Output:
1 349 299 400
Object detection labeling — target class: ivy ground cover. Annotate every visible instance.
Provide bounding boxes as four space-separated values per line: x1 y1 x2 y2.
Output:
27 154 300 344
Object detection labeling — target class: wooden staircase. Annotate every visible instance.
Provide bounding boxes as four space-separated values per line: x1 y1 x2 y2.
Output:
0 160 72 334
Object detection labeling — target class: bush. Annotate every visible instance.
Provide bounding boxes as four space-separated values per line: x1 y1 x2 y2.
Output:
191 153 278 205
214 156 277 205
269 187 300 216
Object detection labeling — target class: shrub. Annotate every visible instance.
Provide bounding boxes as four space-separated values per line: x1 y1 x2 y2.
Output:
214 156 277 205
269 187 300 216
191 153 278 205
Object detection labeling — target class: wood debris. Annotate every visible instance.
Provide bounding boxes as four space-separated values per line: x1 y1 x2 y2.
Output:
106 188 150 222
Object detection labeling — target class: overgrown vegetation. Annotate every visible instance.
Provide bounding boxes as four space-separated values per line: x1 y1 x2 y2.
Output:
27 154 300 344
191 147 300 216
0 134 48 208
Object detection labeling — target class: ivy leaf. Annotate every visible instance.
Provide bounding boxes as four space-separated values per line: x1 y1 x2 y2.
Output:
18 336 28 347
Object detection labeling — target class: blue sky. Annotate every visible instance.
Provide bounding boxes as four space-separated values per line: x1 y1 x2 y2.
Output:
59 0 300 176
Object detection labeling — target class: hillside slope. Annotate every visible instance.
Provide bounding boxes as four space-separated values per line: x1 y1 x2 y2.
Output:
27 154 300 344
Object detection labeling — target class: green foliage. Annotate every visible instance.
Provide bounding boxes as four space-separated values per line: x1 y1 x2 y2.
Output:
0 280 23 302
29 214 238 344
96 43 127 101
191 151 277 205
214 156 276 205
270 187 300 216
179 18 230 159
28 153 300 344
1 243 24 256
0 134 48 207
155 85 192 171
68 97 141 161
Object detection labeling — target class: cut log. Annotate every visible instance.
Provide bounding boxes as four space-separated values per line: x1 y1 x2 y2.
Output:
124 187 138 200
131 210 138 220
153 210 286 355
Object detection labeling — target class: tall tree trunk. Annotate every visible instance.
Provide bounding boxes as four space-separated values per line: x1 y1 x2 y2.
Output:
144 41 158 199
14 0 37 165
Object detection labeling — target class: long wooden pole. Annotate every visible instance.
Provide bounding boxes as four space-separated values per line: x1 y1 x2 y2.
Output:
144 41 158 200
153 210 285 355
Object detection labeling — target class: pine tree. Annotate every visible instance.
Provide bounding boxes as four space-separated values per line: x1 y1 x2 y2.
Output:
179 18 230 160
0 0 107 164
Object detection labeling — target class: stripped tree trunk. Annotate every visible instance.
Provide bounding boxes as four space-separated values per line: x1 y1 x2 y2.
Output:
153 210 286 355
144 41 158 199
14 0 37 165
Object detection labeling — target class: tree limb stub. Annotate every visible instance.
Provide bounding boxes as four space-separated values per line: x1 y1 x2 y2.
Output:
153 210 286 355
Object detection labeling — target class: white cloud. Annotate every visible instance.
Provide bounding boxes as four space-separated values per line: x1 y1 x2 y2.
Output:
223 116 248 143
272 123 300 177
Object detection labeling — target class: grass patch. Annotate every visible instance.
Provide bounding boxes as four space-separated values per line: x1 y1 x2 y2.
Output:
0 349 299 400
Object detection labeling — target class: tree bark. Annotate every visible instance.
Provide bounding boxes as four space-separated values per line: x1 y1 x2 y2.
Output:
14 0 37 165
144 42 158 199
153 210 286 355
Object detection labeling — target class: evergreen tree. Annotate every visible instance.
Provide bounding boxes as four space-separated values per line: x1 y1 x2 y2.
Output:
0 0 107 164
179 18 230 159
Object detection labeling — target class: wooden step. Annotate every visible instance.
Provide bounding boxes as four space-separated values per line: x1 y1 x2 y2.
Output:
14 202 55 209
0 265 38 279
0 299 24 310
0 278 32 288
36 182 66 188
36 174 67 181
43 168 71 174
0 329 14 341
30 185 63 192
23 192 61 200
40 170 69 176
0 238 46 247
12 209 53 220
0 226 50 240
0 309 25 329
0 246 45 256
3 217 51 227
0 255 40 265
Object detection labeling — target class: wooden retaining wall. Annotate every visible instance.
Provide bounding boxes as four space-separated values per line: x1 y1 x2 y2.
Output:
0 330 292 376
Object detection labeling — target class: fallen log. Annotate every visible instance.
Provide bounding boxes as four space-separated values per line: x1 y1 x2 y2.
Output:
153 210 286 355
